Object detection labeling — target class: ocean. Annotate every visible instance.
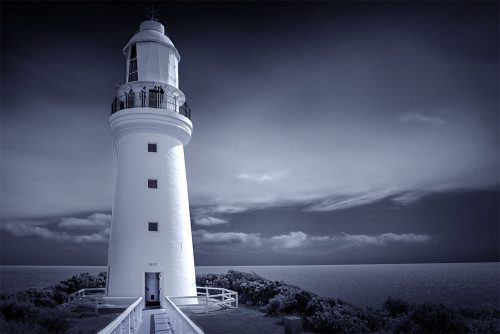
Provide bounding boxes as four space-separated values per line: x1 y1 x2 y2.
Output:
1 262 499 310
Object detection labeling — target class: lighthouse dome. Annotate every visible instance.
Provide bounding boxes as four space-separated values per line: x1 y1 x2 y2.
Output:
123 20 179 59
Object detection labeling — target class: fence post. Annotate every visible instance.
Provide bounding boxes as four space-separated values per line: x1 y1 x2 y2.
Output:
236 292 238 308
205 293 209 314
132 308 135 331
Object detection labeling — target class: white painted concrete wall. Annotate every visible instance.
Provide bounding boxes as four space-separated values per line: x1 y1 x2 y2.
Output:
107 110 196 299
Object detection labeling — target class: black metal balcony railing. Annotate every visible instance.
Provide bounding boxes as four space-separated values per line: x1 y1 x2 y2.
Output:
111 92 191 120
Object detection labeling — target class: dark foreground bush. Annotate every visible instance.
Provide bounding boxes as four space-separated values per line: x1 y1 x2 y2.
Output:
0 272 107 333
395 302 469 333
0 294 72 333
384 296 409 316
197 270 500 334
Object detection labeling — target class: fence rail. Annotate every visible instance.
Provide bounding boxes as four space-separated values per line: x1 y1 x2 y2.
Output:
97 297 143 334
111 93 191 119
68 288 106 302
164 295 205 334
168 286 238 314
68 289 138 314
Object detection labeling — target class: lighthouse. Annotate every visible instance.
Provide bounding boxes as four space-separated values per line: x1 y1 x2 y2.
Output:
106 18 196 305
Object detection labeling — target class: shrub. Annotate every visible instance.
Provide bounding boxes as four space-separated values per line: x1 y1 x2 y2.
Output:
38 308 72 333
304 303 370 333
0 297 40 324
196 273 231 290
53 272 106 296
0 318 43 334
239 279 281 305
384 296 409 316
52 290 68 304
363 307 386 331
266 294 286 316
264 287 313 316
0 272 108 333
396 302 469 334
16 288 57 308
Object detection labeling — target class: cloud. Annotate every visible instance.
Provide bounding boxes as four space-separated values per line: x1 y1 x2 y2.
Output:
59 213 111 229
270 231 308 249
211 205 248 214
193 216 228 226
392 191 430 205
1 221 109 244
73 228 110 243
191 229 432 254
237 172 287 183
398 112 446 126
192 229 261 247
311 236 331 242
267 231 432 252
306 191 394 212
340 232 432 248
1 212 112 244
2 223 72 242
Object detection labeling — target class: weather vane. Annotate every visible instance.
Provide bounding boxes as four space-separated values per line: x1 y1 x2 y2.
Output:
145 4 160 21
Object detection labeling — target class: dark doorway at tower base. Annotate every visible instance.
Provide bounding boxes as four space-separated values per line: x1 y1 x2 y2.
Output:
145 272 160 308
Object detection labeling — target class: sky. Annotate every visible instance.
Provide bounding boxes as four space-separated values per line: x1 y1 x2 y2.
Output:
1 1 498 266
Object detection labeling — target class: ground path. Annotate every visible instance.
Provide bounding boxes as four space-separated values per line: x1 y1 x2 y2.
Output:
182 306 285 334
136 308 171 334
134 305 286 334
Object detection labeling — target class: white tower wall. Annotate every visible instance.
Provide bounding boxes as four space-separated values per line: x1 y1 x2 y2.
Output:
107 20 196 301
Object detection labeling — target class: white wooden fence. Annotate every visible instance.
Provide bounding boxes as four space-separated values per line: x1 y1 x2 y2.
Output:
163 295 205 334
97 297 143 334
168 286 238 314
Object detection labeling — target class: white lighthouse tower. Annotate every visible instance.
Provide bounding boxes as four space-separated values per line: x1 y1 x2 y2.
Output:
106 17 196 306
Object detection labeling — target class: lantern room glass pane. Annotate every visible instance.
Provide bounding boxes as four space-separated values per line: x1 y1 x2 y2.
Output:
128 43 138 82
130 44 137 59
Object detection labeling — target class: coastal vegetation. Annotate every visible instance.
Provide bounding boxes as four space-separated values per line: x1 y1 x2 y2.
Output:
0 272 112 333
1 270 498 333
197 270 500 333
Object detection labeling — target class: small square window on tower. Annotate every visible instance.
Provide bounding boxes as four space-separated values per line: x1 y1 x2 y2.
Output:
148 222 159 232
148 143 157 152
148 179 158 189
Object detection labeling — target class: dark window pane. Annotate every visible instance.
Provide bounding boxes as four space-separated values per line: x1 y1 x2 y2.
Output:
148 222 158 231
131 44 137 59
148 143 157 152
129 59 137 73
128 72 138 82
128 58 138 82
148 179 157 188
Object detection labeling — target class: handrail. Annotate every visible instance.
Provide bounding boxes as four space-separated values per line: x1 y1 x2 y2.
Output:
169 286 238 314
164 295 204 334
111 92 192 120
97 297 143 334
68 288 106 302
